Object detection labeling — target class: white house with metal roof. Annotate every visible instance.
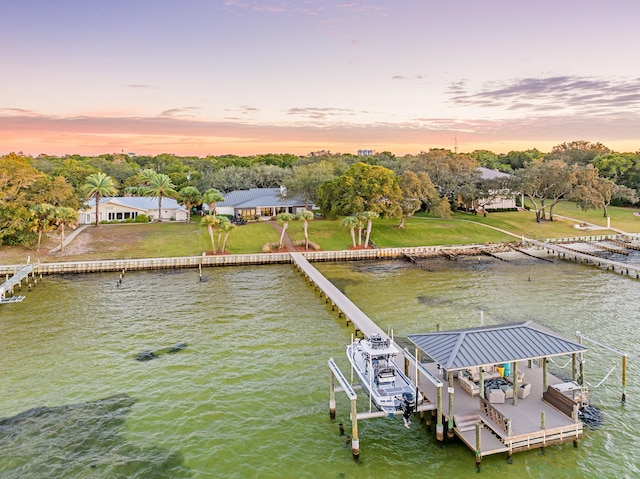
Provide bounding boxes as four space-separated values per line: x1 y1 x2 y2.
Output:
458 167 516 212
215 187 311 221
79 197 188 224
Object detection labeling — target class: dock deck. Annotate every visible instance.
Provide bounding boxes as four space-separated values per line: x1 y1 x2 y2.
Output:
529 239 640 278
293 251 583 458
418 361 583 457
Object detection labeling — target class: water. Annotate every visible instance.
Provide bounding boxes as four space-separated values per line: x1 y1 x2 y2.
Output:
1 257 639 478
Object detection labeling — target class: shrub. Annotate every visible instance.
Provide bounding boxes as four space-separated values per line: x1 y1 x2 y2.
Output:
294 240 320 251
262 242 281 253
486 207 518 213
135 214 150 223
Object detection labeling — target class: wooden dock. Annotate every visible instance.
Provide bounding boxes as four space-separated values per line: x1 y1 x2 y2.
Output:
294 251 584 462
528 239 640 279
418 361 583 458
0 263 36 304
290 252 385 338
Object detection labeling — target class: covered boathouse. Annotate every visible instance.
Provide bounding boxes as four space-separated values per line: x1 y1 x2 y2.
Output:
407 321 588 466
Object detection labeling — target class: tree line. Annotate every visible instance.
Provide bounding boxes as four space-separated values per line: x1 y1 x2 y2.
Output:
1 141 639 247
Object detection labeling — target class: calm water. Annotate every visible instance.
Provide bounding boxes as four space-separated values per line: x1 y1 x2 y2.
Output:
1 255 639 478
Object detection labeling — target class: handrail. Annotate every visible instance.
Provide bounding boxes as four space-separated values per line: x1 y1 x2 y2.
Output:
479 396 510 435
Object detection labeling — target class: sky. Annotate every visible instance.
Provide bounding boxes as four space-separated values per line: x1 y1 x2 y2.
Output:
2 0 640 157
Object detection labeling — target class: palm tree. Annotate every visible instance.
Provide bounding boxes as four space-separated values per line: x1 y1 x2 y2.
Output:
138 171 179 222
202 188 225 218
341 216 359 249
296 209 314 250
30 203 56 251
179 186 202 223
276 212 294 250
52 206 78 252
201 214 220 253
360 211 379 248
84 172 118 226
215 216 231 253
220 220 236 253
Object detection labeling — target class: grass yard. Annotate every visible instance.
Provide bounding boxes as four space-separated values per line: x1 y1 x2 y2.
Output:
1 203 638 266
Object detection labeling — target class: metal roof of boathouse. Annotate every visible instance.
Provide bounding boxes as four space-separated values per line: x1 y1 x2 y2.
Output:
407 321 586 370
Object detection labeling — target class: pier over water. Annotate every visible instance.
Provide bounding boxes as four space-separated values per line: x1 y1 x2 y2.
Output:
0 263 35 304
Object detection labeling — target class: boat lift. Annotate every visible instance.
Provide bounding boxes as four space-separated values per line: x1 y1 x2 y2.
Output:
328 352 442 460
576 331 629 404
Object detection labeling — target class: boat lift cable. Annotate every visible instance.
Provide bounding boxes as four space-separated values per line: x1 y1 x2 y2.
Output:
586 363 618 389
548 357 573 369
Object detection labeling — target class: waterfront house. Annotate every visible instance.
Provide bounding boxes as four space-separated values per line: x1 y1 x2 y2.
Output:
458 167 516 212
79 196 188 224
215 187 311 221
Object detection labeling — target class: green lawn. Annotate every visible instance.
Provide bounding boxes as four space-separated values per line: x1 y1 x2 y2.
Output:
1 202 638 265
536 201 640 232
135 220 281 256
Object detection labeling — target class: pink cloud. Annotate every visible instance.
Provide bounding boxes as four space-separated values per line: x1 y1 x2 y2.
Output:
0 109 638 157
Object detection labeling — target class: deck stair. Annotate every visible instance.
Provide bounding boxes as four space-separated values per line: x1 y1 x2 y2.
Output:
455 413 482 432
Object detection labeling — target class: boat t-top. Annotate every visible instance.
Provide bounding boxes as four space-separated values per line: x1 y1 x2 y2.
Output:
346 334 417 427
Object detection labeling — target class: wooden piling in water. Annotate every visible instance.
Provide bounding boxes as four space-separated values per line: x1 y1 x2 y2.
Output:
350 399 359 460
436 386 444 442
540 411 546 454
329 371 336 419
622 354 627 404
475 423 482 471
447 370 455 440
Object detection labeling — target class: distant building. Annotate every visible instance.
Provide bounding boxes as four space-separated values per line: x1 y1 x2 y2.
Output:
79 197 188 224
457 167 516 212
357 149 375 156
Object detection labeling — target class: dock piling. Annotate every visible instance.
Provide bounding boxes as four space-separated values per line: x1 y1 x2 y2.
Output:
447 371 455 440
436 386 444 442
622 354 627 404
329 371 336 420
350 399 359 460
475 423 482 472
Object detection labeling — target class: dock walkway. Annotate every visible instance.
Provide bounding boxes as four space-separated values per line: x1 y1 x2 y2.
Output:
290 252 384 338
528 239 640 278
0 263 35 303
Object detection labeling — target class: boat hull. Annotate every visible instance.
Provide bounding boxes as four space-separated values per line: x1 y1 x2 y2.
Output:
346 337 417 424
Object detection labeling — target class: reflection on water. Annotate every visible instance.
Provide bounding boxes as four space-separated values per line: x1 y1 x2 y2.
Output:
1 259 639 478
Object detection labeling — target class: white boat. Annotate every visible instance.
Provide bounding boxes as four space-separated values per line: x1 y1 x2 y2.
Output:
346 334 417 428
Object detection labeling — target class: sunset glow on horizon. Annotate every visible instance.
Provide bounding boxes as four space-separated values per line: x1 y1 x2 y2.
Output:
2 1 640 157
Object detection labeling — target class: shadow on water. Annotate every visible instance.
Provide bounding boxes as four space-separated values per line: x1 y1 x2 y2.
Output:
134 342 188 361
330 278 361 295
0 394 190 479
416 295 454 307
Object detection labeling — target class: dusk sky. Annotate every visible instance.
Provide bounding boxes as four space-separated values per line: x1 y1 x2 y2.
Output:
2 0 640 157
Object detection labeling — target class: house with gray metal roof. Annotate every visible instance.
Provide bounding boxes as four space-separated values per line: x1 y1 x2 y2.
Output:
215 187 311 220
79 196 188 224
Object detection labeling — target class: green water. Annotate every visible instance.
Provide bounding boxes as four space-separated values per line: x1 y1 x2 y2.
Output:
0 257 639 478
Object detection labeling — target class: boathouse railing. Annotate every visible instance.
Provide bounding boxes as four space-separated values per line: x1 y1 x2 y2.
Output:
479 397 510 435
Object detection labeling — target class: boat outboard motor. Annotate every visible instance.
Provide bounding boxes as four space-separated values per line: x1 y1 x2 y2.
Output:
401 391 416 428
